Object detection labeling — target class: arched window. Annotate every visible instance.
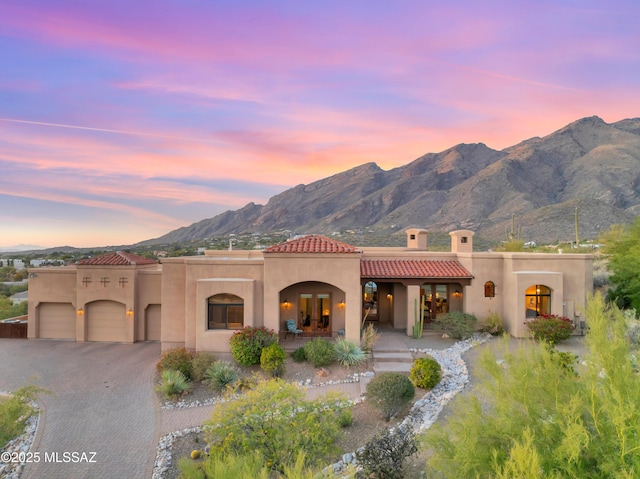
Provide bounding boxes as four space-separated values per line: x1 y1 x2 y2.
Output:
525 285 551 318
208 293 244 330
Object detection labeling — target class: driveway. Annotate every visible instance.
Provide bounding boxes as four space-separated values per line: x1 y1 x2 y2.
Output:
0 339 160 479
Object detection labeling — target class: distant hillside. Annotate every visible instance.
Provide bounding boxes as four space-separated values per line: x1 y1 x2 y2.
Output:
139 116 640 246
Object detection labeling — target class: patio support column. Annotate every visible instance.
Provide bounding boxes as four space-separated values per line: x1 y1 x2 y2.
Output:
406 284 421 337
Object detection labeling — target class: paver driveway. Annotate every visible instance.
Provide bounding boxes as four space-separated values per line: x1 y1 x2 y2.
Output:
0 339 160 479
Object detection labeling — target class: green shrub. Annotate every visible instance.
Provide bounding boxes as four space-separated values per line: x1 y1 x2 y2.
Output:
260 343 286 377
337 408 353 428
525 314 574 344
479 311 505 336
333 338 366 367
410 356 442 389
229 327 278 366
205 379 349 470
0 385 48 447
157 347 195 379
155 369 191 399
204 361 240 392
435 311 477 339
191 352 216 382
291 347 307 363
356 427 417 479
366 372 415 421
303 338 335 367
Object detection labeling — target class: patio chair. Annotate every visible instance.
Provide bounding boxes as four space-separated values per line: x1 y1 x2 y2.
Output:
285 319 302 338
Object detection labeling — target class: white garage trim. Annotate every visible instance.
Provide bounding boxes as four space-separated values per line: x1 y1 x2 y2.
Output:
87 301 128 342
145 304 161 341
38 302 76 339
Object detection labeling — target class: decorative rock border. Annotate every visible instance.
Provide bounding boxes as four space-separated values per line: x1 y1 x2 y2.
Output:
0 391 40 479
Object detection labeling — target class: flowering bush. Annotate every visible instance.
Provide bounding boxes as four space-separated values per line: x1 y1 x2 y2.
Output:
229 326 278 366
525 314 574 344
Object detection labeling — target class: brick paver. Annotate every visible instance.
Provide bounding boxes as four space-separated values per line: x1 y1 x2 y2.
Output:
0 339 160 479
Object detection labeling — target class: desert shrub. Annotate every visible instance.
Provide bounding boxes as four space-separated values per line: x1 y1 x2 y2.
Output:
303 338 335 367
191 352 216 382
333 338 366 367
434 312 477 339
0 385 48 447
155 369 190 399
291 347 307 363
204 361 240 392
479 311 505 336
366 372 415 421
410 356 442 389
337 408 353 428
157 347 195 379
178 449 320 479
361 323 380 353
525 314 574 344
546 344 579 376
425 294 640 478
260 343 286 377
229 326 278 366
356 426 417 479
205 379 349 470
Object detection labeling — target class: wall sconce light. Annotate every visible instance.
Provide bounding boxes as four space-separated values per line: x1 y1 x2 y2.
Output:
282 299 290 310
338 300 346 309
387 293 393 300
126 308 134 317
453 290 462 298
77 308 84 315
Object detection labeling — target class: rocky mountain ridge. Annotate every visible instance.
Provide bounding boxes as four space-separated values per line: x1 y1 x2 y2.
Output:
140 116 640 246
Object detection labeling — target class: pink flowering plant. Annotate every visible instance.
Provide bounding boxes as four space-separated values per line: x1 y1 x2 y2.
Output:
524 314 574 344
229 326 278 366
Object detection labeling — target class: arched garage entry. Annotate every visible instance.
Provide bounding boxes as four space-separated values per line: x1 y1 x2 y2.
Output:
87 300 128 342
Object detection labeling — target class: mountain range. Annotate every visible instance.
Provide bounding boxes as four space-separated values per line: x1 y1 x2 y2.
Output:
140 116 640 246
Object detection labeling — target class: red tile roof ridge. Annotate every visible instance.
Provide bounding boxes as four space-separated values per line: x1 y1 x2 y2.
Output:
263 234 362 254
361 259 472 278
76 251 158 266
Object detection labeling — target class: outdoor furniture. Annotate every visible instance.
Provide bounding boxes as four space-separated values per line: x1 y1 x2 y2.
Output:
285 319 302 338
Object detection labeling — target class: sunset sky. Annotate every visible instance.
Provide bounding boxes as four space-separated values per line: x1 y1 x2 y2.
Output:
1 1 639 249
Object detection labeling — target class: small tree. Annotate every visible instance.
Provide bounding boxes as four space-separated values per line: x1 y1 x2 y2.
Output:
229 326 278 366
205 379 350 470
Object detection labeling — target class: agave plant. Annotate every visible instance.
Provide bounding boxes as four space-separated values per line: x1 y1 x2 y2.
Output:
334 338 366 367
155 369 190 399
204 361 240 392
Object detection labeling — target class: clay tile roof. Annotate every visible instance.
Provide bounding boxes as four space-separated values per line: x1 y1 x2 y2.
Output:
76 251 158 266
263 235 362 254
361 259 472 279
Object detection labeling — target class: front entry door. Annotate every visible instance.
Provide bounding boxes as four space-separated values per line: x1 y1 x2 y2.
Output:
299 293 331 333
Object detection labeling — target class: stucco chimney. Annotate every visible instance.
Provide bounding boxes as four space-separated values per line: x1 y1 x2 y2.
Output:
406 228 428 249
449 230 474 253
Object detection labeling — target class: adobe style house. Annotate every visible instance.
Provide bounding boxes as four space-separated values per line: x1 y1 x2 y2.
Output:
27 229 593 351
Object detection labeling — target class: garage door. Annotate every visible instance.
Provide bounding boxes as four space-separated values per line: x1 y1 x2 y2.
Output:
87 301 127 342
145 304 161 341
38 303 76 339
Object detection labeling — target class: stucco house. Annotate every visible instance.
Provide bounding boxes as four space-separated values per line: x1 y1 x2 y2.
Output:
27 229 593 351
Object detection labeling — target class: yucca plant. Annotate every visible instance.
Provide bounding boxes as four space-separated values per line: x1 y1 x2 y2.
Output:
204 361 240 392
155 369 190 399
334 338 366 367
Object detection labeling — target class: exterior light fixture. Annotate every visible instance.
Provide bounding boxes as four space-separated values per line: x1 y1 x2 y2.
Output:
387 293 393 300
77 308 84 315
126 308 134 317
338 300 346 309
283 299 290 309
453 290 462 298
